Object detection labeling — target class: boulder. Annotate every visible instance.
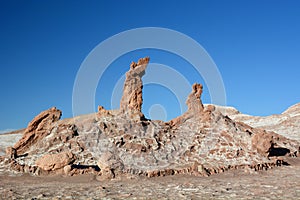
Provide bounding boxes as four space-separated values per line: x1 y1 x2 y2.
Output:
97 151 124 178
36 152 74 171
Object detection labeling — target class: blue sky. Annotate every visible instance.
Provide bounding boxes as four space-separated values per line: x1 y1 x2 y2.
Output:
0 0 300 130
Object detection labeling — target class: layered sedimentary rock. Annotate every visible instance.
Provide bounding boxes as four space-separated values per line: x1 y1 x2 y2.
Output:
13 107 62 155
1 57 299 179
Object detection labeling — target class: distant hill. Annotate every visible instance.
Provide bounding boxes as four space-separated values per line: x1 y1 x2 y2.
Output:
211 103 300 142
0 129 25 135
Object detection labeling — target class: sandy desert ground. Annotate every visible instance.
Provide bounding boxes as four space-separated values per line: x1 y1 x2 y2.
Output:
1 131 299 199
0 157 299 199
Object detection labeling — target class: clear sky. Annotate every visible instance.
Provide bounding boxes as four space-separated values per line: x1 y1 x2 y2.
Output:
0 0 300 131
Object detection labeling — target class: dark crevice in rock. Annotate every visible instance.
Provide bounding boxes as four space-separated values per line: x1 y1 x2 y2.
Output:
269 147 290 157
71 164 100 171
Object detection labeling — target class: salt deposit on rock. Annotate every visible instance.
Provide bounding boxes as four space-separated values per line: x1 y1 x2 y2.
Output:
212 103 300 142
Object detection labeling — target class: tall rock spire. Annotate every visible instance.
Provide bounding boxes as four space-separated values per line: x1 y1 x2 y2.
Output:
186 83 204 115
119 57 150 119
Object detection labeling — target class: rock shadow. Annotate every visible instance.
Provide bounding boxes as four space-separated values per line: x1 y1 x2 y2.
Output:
269 147 290 157
71 164 100 171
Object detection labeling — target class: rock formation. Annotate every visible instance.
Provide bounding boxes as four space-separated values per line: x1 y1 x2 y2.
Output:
186 83 204 114
119 57 149 119
169 83 204 125
0 57 299 179
36 151 74 171
211 103 300 143
13 107 62 155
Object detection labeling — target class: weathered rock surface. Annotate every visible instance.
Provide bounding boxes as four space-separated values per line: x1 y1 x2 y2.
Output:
186 83 204 114
169 83 206 126
211 103 300 142
13 107 62 155
36 151 74 171
6 147 17 159
119 57 149 119
97 151 123 172
0 57 299 180
25 107 61 133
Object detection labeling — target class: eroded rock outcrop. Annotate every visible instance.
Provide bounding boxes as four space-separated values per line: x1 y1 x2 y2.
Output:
36 151 74 171
97 151 124 178
13 107 62 155
186 83 204 114
119 57 149 119
1 57 299 180
212 103 300 143
97 106 111 117
169 83 205 125
251 131 274 156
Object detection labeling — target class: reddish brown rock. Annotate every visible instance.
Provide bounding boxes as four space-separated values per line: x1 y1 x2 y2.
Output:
13 107 62 155
119 57 149 119
63 165 72 175
97 106 111 117
97 151 124 173
6 147 17 159
251 131 274 156
36 152 74 171
169 83 204 125
186 83 204 115
25 107 61 133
